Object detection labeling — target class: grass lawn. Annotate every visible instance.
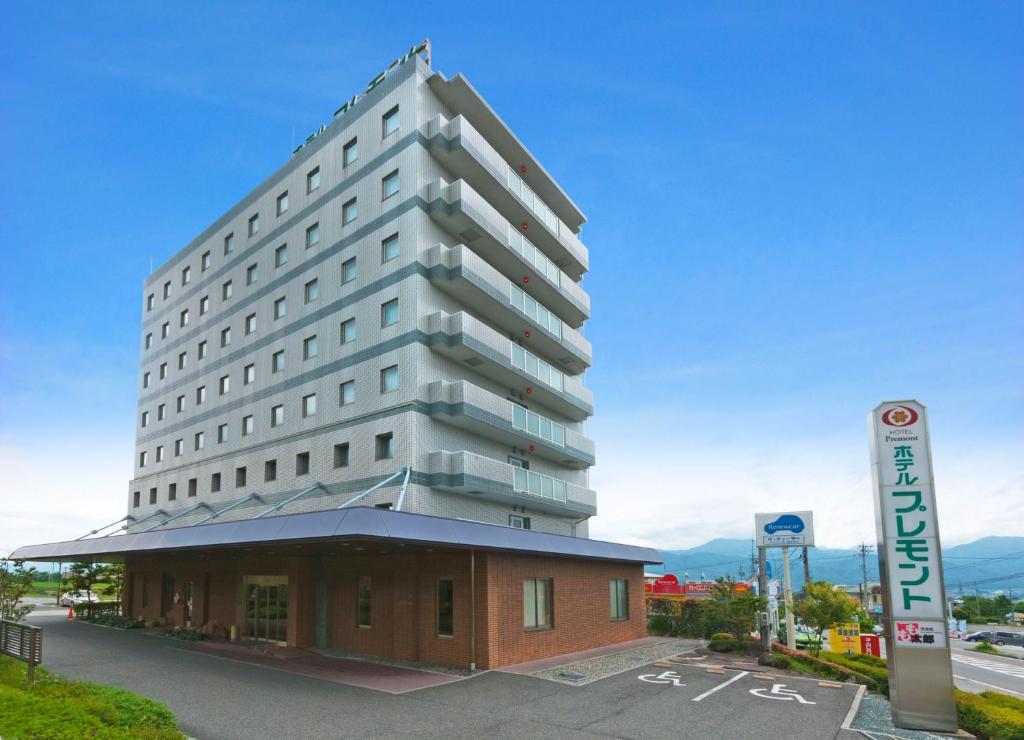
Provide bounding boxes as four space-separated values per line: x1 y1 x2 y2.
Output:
0 654 182 739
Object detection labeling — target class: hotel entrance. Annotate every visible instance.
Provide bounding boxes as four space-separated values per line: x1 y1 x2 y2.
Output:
243 576 289 644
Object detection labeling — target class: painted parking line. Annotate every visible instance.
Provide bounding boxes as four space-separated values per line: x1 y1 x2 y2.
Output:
690 670 749 701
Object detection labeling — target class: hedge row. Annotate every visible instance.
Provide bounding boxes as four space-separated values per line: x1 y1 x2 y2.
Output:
955 690 1024 740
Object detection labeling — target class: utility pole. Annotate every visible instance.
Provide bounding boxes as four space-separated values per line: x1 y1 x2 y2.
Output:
858 543 873 612
758 546 771 656
975 583 981 618
802 546 811 594
783 546 795 651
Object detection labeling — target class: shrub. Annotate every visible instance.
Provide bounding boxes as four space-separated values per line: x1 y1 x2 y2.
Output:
956 690 1024 740
972 641 1001 655
770 653 792 670
161 626 206 641
821 651 889 695
710 632 734 641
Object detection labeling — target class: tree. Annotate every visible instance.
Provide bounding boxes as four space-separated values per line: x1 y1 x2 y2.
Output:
951 607 970 622
795 581 859 656
704 580 765 639
98 563 125 602
0 558 39 622
68 562 108 601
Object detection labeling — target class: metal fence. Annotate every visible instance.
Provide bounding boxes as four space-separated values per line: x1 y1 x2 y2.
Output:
0 619 42 680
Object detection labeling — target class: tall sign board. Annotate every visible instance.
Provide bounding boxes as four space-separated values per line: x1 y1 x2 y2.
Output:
869 400 956 731
755 511 814 547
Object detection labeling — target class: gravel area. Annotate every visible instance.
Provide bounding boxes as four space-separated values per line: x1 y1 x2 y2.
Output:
850 693 959 739
534 637 701 685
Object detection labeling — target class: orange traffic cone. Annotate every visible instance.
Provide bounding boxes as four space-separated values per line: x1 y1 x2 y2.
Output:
67 607 74 619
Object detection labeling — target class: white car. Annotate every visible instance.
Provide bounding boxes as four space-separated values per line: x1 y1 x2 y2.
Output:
59 591 100 606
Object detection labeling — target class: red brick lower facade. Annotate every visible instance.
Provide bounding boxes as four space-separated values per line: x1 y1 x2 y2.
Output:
123 546 646 669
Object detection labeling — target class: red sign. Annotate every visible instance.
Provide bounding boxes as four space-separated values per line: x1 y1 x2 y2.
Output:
860 634 881 657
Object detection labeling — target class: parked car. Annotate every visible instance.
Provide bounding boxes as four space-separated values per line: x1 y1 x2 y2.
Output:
965 631 993 642
59 590 100 606
989 631 1024 647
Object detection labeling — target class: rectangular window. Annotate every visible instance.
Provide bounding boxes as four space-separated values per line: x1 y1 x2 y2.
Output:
380 365 399 394
168 482 177 501
198 340 207 359
141 411 149 427
610 579 629 621
161 322 169 339
143 371 151 388
303 334 318 360
219 374 230 395
524 578 554 630
245 313 256 335
211 472 221 492
357 576 371 627
382 105 399 137
163 281 171 299
248 213 259 237
244 363 255 385
265 459 277 482
274 296 287 319
194 431 204 450
181 265 191 286
343 137 357 166
188 478 197 497
155 445 164 462
133 490 140 507
149 487 157 505
178 351 187 370
382 170 399 200
381 233 399 263
146 294 154 311
222 280 233 300
218 423 228 443
306 223 320 249
246 263 258 285
437 578 454 637
341 257 357 284
276 190 288 216
157 403 166 421
333 443 349 468
340 317 356 345
302 393 317 417
271 404 284 427
307 166 320 193
339 380 355 406
200 295 209 315
224 232 234 255
176 394 185 413
139 451 147 467
236 466 247 488
201 251 211 271
304 279 318 303
342 197 357 225
242 414 254 436
180 309 189 328
275 243 288 267
296 451 310 476
509 515 531 530
375 432 394 460
144 333 153 350
272 350 285 373
381 298 399 327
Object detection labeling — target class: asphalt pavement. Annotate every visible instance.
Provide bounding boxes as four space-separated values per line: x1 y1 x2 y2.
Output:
949 641 1024 698
25 606 863 740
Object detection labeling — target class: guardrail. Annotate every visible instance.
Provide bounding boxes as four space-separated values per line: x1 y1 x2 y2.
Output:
1 619 42 680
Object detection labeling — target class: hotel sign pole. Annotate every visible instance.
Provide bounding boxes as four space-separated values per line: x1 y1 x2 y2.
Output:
868 400 957 732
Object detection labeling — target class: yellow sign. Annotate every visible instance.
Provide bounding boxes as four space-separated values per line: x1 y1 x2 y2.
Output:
829 622 862 655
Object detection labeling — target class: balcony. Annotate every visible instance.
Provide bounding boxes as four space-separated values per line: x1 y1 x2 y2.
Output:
424 310 593 422
424 115 588 280
425 450 596 517
423 244 591 374
424 179 589 328
425 380 594 469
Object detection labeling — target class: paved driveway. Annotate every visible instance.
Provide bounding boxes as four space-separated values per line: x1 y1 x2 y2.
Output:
27 607 861 739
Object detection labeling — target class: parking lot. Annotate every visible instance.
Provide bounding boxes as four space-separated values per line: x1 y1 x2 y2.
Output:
27 607 865 739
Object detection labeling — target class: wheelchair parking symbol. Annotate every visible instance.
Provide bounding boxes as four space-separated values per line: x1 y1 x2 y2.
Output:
638 670 685 687
749 683 816 704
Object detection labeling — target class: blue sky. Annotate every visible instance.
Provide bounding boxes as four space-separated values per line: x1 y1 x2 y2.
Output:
1 2 1021 553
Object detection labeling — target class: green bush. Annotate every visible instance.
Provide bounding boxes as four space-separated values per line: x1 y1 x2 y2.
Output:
972 641 1001 655
161 626 206 642
821 651 888 695
0 655 181 739
647 614 676 636
770 653 792 670
956 690 1024 740
710 632 734 641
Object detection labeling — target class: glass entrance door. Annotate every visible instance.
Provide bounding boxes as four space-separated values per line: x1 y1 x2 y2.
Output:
243 576 289 644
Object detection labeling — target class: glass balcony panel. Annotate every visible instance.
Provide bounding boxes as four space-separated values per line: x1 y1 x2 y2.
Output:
552 424 565 447
554 480 567 502
525 353 538 376
528 471 542 495
541 476 553 499
513 404 527 430
537 362 549 386
512 344 525 369
539 417 551 439
524 294 537 318
528 413 540 435
514 466 528 491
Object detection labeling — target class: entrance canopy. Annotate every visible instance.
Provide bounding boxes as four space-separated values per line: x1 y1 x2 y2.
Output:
11 506 661 565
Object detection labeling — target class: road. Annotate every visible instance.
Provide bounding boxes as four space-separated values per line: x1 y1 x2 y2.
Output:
950 641 1024 698
24 606 863 740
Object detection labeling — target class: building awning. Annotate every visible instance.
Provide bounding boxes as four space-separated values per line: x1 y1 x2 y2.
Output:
10 506 661 565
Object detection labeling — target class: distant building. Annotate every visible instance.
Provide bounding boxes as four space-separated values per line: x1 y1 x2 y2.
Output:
836 582 883 614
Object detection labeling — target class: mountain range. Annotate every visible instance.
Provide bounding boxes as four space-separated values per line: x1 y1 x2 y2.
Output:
653 536 1024 595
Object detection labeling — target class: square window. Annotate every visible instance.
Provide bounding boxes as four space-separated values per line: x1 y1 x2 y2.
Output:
307 166 320 193
174 439 183 457
146 294 154 311
182 265 191 286
276 190 288 216
341 257 357 284
243 363 255 385
340 317 355 345
156 445 164 462
143 371 151 388
157 403 166 420
246 263 258 285
168 482 177 500
524 578 554 630
509 515 530 530
201 251 211 271
382 233 399 263
375 432 394 460
302 393 317 417
144 333 153 349
176 394 185 413
149 487 157 505
305 279 318 304
219 374 230 395
296 452 310 476
272 350 285 373
180 309 189 327
198 340 208 359
306 223 320 249
211 472 221 492
333 443 349 468
194 431 204 451
610 579 629 620
248 213 259 237
303 335 318 360
265 459 277 482
271 404 284 427
274 296 287 319
218 423 228 443
220 326 231 347
339 380 355 406
222 280 233 300
178 351 187 370
382 170 399 200
163 281 171 299
380 365 399 393
236 466 247 487
224 232 234 255
196 385 206 404
242 415 254 436
188 478 197 497
245 313 256 335
200 295 209 315
381 298 399 327
343 137 357 166
275 244 288 267
342 197 357 225
161 322 169 339
141 411 149 427
382 106 399 137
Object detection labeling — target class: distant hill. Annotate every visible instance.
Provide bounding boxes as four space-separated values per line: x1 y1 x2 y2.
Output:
654 536 1024 595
